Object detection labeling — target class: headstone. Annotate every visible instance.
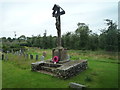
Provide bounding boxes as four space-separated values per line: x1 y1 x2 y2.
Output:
19 53 21 56
2 54 4 60
16 51 18 55
40 55 44 61
23 53 25 57
25 54 28 59
20 49 22 54
67 54 70 60
36 55 38 60
43 52 46 57
30 55 33 59
5 55 8 61
11 49 14 54
7 51 9 54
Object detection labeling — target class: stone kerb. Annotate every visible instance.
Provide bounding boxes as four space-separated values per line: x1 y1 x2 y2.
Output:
55 60 88 79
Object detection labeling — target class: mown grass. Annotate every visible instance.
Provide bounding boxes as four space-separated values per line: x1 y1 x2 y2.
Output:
2 47 119 88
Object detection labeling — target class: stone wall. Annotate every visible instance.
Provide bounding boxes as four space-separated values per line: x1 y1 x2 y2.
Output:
31 60 88 79
55 60 87 79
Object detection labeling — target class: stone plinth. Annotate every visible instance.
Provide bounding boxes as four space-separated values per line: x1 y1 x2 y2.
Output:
52 47 68 61
31 60 87 79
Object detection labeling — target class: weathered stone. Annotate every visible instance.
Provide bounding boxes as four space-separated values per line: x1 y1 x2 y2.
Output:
69 82 86 89
31 60 87 79
5 55 8 60
52 47 68 61
36 55 38 60
2 54 4 60
40 55 44 61
31 61 45 71
30 55 33 59
25 54 28 59
43 52 46 57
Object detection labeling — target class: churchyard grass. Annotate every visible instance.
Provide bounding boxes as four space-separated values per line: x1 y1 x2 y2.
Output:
2 48 119 88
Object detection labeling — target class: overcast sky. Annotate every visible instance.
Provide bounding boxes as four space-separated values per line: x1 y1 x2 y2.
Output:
0 0 119 38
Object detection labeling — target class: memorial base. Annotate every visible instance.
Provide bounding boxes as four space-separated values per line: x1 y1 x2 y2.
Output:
31 60 87 79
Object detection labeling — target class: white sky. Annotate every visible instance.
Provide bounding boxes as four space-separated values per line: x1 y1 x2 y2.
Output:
0 0 119 38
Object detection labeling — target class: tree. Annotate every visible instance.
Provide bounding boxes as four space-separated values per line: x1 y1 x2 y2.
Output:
2 37 7 42
18 35 26 41
104 19 118 51
99 19 118 51
75 23 90 50
88 33 99 50
7 37 12 42
47 35 53 49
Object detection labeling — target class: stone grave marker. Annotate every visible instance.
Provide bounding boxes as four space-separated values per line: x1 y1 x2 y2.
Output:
7 51 10 54
25 54 28 59
30 54 33 60
43 52 46 57
5 55 8 61
36 55 38 60
11 49 14 54
2 54 4 60
40 55 44 61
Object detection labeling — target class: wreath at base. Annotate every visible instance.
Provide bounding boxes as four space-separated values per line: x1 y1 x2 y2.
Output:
52 56 59 63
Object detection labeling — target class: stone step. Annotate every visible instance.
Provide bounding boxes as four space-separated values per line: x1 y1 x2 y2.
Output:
43 62 62 68
41 66 56 73
37 70 56 76
58 60 70 64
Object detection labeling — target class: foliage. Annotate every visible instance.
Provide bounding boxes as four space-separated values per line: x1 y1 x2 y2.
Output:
1 19 118 52
99 19 118 51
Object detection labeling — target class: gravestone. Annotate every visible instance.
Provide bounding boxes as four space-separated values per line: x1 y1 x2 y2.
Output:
11 49 14 54
30 55 33 59
40 55 44 61
43 52 46 57
5 54 8 61
36 55 38 60
2 54 4 60
7 51 9 54
16 51 19 55
25 54 28 59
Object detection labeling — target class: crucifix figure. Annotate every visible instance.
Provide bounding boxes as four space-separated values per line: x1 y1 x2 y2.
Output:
52 4 65 47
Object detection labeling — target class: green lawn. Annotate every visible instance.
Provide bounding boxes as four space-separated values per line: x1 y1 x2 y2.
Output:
2 48 119 88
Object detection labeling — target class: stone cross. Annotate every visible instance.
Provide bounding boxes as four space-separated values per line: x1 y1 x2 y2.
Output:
52 4 65 47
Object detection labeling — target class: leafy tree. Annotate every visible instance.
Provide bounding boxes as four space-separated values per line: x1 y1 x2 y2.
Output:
18 35 26 40
88 33 99 50
2 37 7 42
7 37 12 42
75 23 90 50
47 35 53 49
104 19 118 51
